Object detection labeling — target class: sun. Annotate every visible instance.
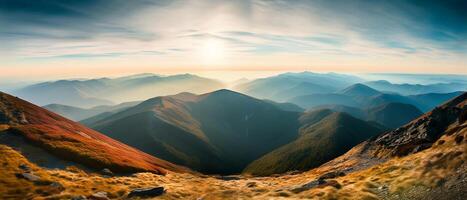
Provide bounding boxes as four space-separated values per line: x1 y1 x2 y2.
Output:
199 39 225 65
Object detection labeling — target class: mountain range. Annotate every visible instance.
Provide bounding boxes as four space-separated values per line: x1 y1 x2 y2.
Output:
289 83 463 112
43 101 140 121
86 90 301 174
12 73 224 108
84 89 410 175
0 88 465 199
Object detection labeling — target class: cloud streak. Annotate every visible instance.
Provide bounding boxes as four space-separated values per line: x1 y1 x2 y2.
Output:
0 0 465 76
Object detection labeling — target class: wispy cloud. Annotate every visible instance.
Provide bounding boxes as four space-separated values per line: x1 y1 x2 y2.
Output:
0 0 465 75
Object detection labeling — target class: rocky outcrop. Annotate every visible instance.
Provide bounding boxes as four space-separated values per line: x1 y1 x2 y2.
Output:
364 92 466 158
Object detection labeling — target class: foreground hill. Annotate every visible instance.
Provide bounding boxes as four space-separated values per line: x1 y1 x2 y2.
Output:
0 91 184 174
88 90 301 174
13 73 224 107
244 111 384 175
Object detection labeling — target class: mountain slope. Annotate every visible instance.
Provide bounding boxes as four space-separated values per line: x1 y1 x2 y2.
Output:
338 83 381 97
366 102 423 128
408 91 464 112
323 92 466 172
0 91 185 174
244 111 384 176
311 103 423 129
88 90 301 174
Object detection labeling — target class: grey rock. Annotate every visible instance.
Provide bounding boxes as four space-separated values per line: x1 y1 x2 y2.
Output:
289 179 325 193
101 168 113 176
89 192 109 200
318 171 346 180
128 187 165 198
71 195 87 200
18 164 30 171
15 172 40 182
246 182 257 188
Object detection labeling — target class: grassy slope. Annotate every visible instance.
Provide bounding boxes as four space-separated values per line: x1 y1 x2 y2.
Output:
244 112 384 176
0 92 185 174
0 93 465 200
90 90 300 174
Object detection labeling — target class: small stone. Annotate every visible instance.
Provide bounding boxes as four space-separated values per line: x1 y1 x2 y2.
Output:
218 175 240 181
317 180 341 189
50 182 64 189
455 135 464 144
15 172 40 182
127 187 165 198
285 170 301 175
289 179 324 193
100 168 113 176
89 192 109 200
19 164 31 171
318 171 346 180
246 182 257 188
71 195 87 200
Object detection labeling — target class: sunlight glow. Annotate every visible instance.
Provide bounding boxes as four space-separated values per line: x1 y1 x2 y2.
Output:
199 39 225 65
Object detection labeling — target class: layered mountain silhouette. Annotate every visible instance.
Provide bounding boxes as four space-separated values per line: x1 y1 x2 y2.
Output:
0 91 184 174
234 72 362 101
313 102 423 128
13 73 224 107
87 89 393 175
289 83 464 112
43 101 140 121
87 90 301 174
364 80 467 95
244 110 384 175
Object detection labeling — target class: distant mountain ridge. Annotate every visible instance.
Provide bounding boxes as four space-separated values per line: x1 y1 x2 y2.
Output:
289 83 464 112
13 73 224 108
43 101 140 121
365 80 467 95
234 72 362 101
313 102 423 128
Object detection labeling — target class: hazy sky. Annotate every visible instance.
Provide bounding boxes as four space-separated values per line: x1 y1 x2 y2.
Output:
0 0 466 80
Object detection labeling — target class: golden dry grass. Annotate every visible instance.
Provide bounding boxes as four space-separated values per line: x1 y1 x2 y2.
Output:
1 122 464 199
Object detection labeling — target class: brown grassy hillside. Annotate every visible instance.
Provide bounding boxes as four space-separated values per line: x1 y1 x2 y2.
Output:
0 92 186 174
0 92 465 199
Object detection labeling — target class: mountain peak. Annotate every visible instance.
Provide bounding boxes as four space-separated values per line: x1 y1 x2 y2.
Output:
339 83 381 97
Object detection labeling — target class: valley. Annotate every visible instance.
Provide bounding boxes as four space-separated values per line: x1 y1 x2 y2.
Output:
0 72 465 199
0 91 465 200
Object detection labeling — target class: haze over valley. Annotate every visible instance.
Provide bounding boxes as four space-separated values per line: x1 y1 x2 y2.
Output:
1 0 466 199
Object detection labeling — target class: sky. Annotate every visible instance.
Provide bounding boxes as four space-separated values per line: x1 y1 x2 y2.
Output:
0 0 466 81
